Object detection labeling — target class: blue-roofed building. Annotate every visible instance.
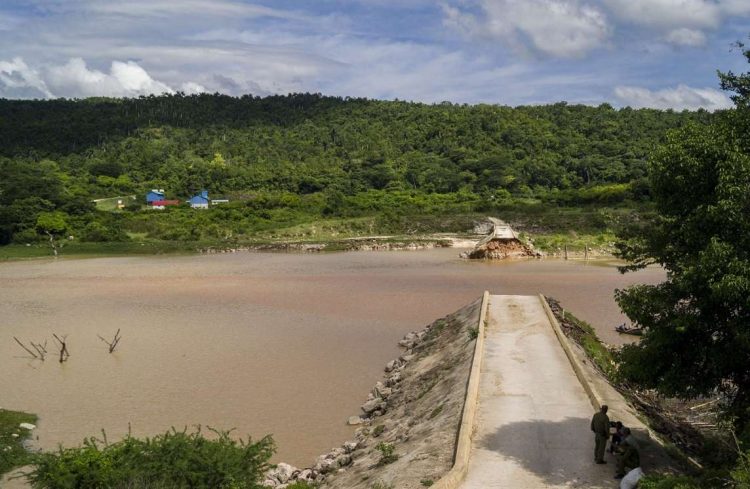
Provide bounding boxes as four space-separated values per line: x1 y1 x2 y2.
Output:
189 190 209 209
146 189 165 204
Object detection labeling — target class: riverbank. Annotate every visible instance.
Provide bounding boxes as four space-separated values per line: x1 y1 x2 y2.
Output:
1 206 634 261
0 230 615 262
0 408 37 478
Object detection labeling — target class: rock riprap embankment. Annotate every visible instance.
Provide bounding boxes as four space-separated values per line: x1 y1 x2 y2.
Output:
261 298 481 489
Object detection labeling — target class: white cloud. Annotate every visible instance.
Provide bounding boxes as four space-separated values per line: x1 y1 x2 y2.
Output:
45 58 174 97
442 0 610 58
614 84 733 111
721 0 750 15
665 28 707 47
25 0 309 21
603 0 750 46
603 0 721 29
180 81 207 94
0 57 53 98
0 57 210 99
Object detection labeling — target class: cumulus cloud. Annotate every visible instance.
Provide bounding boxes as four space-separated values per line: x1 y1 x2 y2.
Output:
45 58 174 97
442 0 610 58
0 57 209 99
0 57 53 98
614 84 733 111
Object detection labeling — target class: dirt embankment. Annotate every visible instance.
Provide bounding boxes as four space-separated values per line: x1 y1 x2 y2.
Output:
262 299 481 488
200 238 453 254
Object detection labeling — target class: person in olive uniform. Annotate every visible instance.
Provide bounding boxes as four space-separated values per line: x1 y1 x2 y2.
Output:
615 428 641 479
590 405 610 464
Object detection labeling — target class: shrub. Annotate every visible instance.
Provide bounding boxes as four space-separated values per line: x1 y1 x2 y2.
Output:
731 449 750 487
26 427 275 489
285 482 316 489
375 442 398 466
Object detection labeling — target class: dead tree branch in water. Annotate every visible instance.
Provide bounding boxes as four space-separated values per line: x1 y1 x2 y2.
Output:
53 333 70 363
14 336 38 359
30 341 47 361
98 329 122 353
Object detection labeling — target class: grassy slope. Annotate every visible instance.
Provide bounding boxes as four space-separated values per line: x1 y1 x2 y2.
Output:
0 408 38 476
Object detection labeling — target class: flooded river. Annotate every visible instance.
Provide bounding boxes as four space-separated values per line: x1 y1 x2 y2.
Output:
0 249 663 466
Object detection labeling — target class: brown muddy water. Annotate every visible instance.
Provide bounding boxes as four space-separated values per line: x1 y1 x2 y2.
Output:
0 249 663 466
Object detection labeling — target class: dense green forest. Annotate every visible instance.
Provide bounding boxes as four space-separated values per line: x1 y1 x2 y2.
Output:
0 94 712 248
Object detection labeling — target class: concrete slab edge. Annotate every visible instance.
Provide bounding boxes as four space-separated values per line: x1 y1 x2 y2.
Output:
432 290 490 489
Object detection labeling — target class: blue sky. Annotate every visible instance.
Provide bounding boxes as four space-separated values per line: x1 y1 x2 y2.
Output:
0 0 748 109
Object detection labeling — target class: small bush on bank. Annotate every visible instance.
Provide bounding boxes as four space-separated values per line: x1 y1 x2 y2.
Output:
375 442 398 466
285 482 316 489
26 427 275 489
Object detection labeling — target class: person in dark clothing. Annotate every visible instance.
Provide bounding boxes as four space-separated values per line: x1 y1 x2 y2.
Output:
590 404 610 464
609 421 625 454
615 428 641 479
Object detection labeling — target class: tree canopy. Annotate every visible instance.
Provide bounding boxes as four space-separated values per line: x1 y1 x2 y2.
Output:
616 42 750 431
0 94 708 246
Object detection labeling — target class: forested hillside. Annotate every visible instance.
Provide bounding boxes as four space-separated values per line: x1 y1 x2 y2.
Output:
0 93 712 248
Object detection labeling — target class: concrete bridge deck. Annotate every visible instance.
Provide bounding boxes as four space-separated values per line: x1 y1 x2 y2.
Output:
460 295 617 488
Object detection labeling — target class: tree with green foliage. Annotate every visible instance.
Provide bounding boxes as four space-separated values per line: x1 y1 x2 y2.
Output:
615 41 750 433
36 211 69 256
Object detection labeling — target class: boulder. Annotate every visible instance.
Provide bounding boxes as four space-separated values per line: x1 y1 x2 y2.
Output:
398 332 418 347
347 415 364 425
297 469 316 482
336 454 353 467
361 398 385 414
270 463 298 484
328 447 346 459
313 456 337 474
372 382 392 399
343 441 359 453
386 372 402 386
384 359 401 373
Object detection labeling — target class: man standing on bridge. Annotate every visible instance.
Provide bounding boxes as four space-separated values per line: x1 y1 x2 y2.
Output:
590 404 610 464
